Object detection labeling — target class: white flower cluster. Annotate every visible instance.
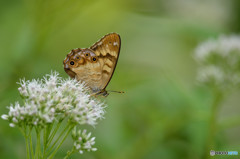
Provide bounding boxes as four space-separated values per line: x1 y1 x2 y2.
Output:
72 128 97 154
1 72 105 127
194 35 240 89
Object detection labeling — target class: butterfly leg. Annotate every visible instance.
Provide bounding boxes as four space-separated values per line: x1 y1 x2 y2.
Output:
90 89 109 97
95 90 109 97
101 90 109 97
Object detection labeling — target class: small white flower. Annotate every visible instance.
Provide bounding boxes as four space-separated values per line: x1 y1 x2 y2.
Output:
50 108 55 113
1 114 8 120
34 120 38 125
90 137 96 142
75 144 81 149
9 123 15 127
78 137 82 141
86 132 91 140
92 148 97 151
12 117 18 123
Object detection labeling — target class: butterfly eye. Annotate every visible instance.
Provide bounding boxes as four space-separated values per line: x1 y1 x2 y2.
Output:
70 61 75 65
92 57 97 62
85 53 89 57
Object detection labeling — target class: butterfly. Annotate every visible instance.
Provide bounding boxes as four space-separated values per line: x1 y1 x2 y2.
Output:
63 33 122 96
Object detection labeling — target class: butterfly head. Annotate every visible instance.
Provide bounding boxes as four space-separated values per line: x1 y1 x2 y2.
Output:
63 48 98 78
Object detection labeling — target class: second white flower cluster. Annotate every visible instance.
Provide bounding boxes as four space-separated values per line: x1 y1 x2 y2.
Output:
194 35 240 89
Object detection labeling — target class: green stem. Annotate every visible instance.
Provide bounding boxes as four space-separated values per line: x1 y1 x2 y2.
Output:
46 121 62 148
38 130 42 158
64 149 75 159
20 126 31 159
203 90 223 159
47 126 74 159
43 124 54 158
35 128 42 159
46 124 70 156
29 132 34 159
46 123 54 142
43 127 47 155
24 134 31 159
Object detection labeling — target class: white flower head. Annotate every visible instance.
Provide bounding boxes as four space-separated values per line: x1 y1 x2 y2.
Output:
194 35 240 89
2 71 106 127
195 35 240 62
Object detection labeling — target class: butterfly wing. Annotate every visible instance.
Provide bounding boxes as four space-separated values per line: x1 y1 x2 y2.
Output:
90 33 121 90
63 33 121 94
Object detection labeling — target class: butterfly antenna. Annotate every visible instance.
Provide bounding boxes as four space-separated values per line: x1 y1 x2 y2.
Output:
107 90 125 94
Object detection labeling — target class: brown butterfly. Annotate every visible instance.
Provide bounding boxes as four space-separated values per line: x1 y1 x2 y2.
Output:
63 33 122 96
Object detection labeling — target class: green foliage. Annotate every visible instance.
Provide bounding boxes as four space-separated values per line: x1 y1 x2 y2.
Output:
1 0 240 159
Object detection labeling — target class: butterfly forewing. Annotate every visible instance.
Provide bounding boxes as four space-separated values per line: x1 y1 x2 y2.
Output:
90 33 121 90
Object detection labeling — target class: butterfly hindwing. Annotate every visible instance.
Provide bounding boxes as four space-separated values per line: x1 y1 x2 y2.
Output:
90 33 121 90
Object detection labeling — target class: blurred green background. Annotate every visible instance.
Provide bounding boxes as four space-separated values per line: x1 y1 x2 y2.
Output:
1 0 240 158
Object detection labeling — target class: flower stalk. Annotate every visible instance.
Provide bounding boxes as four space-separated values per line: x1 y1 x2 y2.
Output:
194 35 240 158
204 90 223 159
